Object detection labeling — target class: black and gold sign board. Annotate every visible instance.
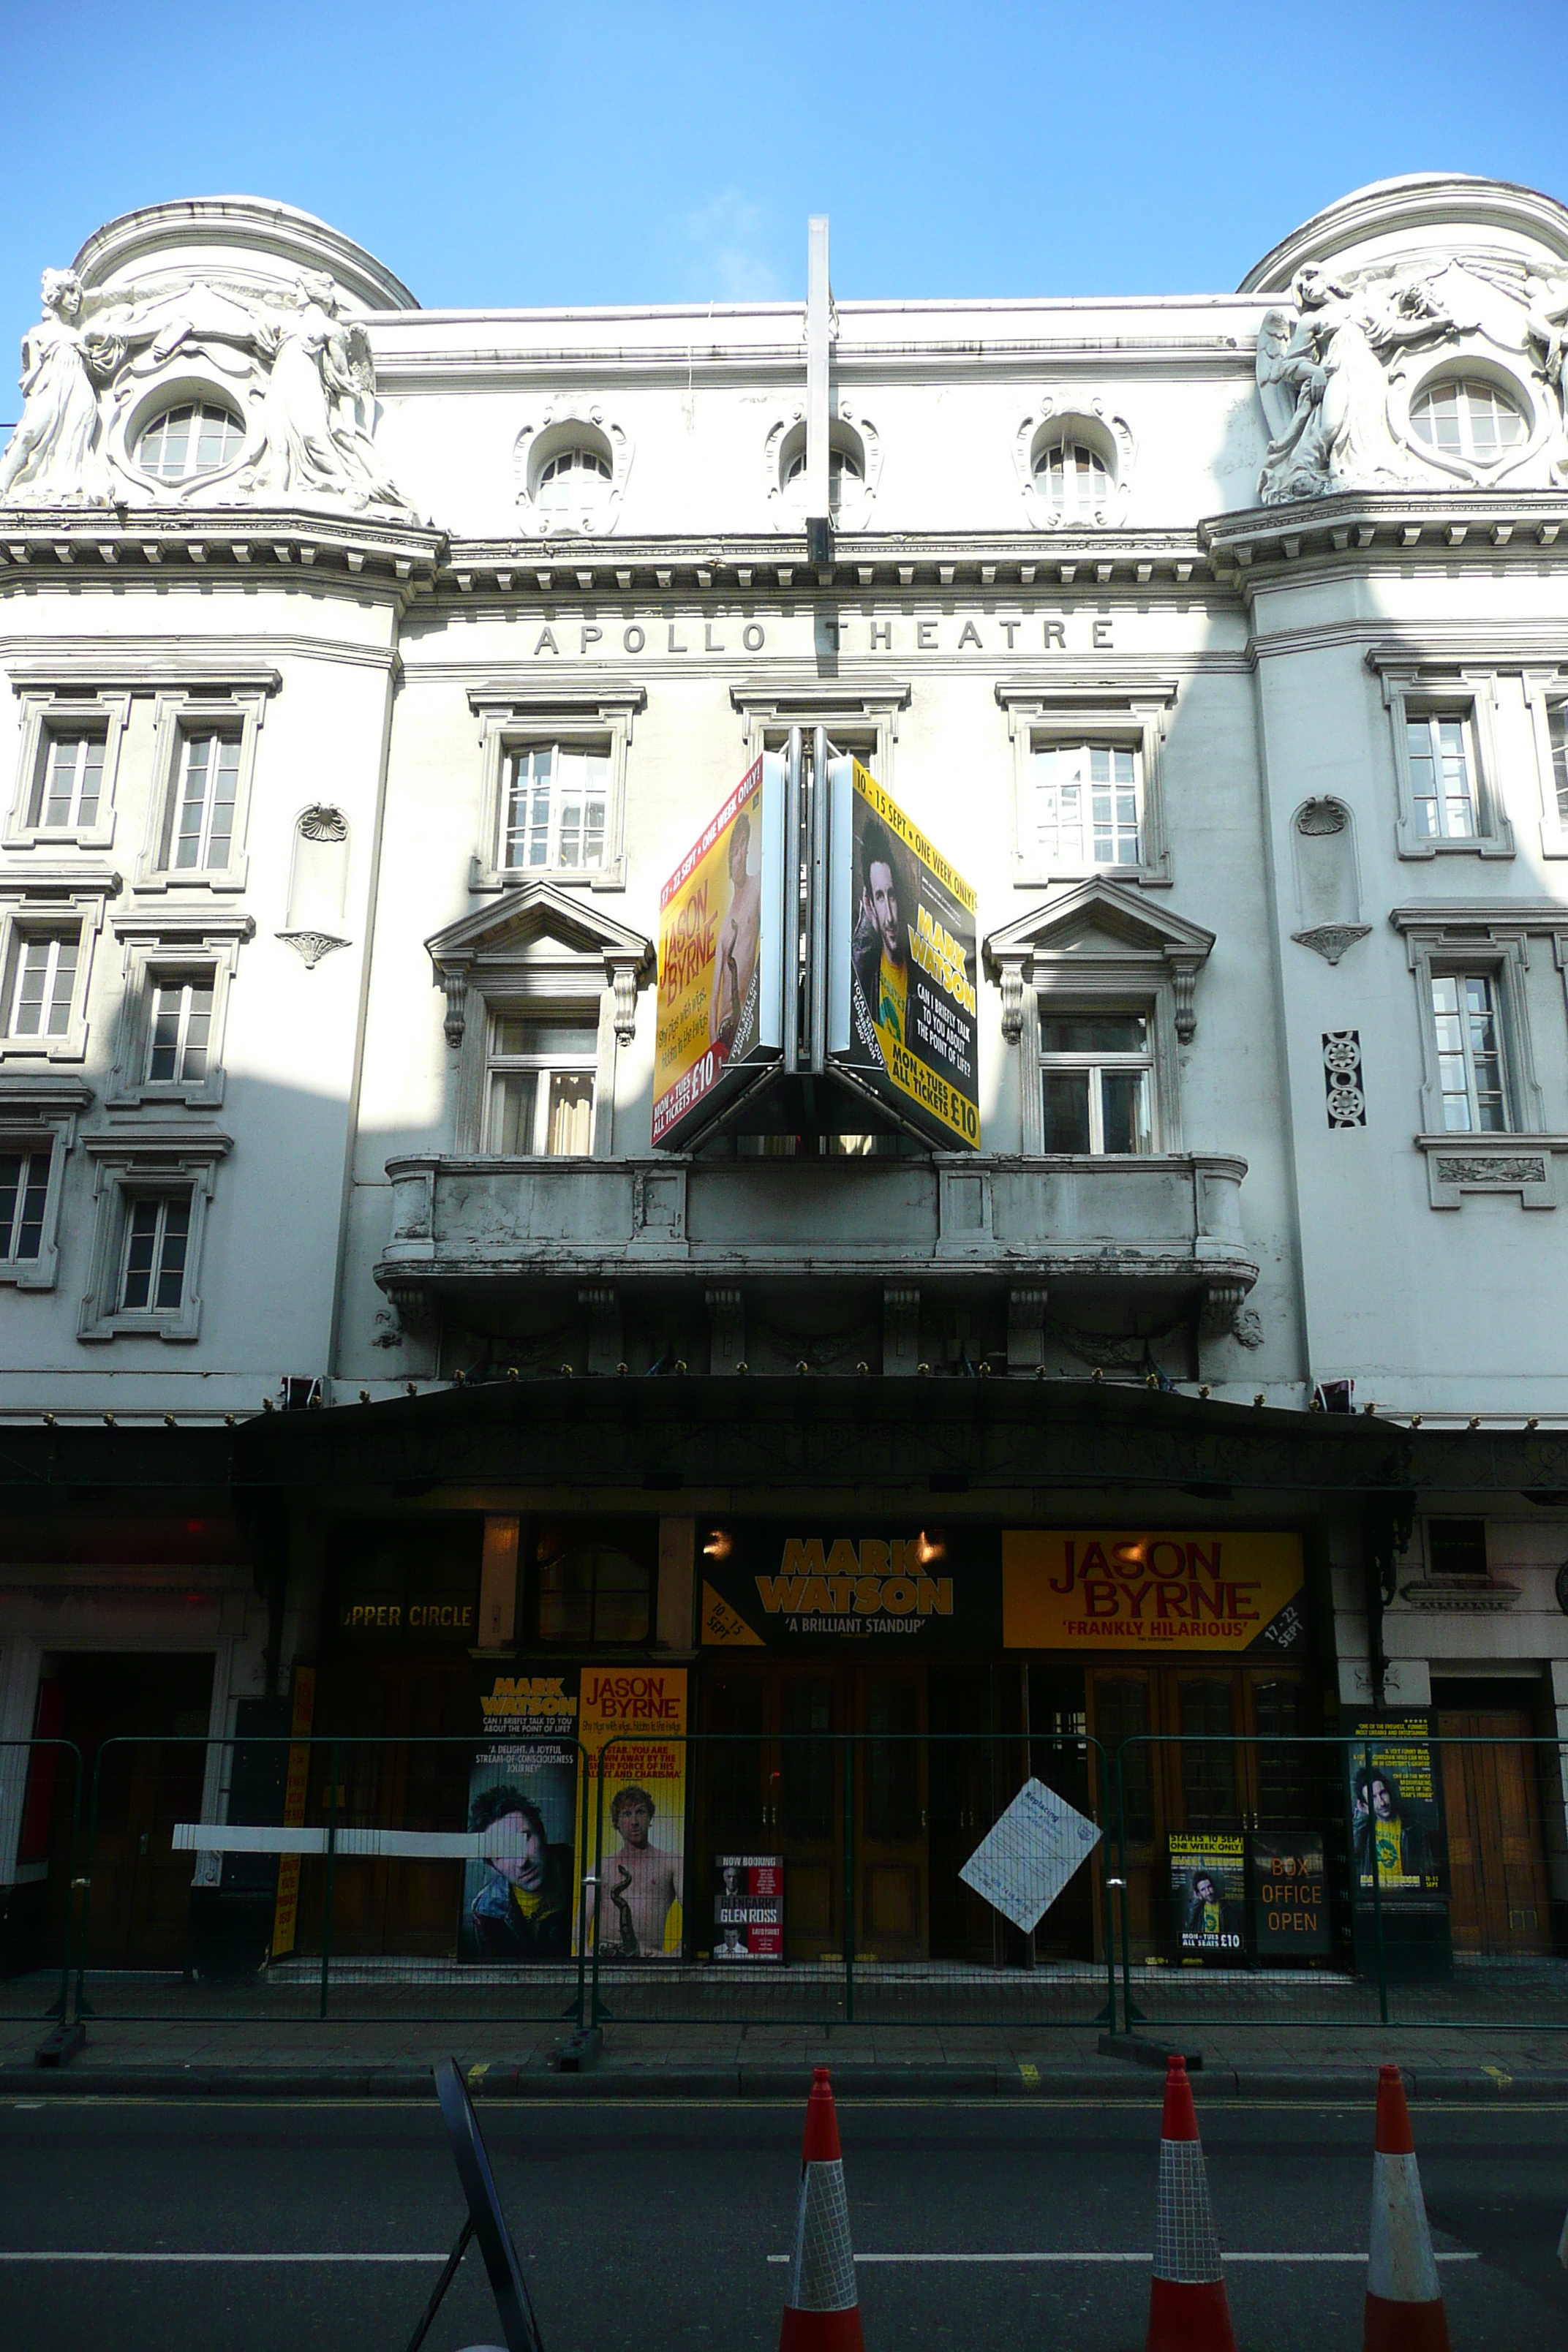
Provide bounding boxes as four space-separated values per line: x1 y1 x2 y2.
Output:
699 1524 1000 1649
1251 1831 1331 1957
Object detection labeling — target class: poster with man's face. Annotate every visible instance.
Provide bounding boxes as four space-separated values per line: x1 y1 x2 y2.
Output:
832 760 979 1150
712 1855 783 1959
1168 1832 1247 1964
461 1673 580 1963
577 1667 688 1960
1342 1714 1447 1900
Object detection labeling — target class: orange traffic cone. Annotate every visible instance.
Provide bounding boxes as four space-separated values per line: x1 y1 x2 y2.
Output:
780 2066 865 2352
1363 2065 1451 2352
1145 2054 1237 2352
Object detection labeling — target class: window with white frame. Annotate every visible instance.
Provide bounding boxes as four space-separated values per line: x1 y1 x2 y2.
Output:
1030 743 1142 871
164 730 241 872
0 1146 50 1267
137 400 245 484
500 745 611 874
1550 704 1568 829
118 1191 192 1313
4 929 78 1039
535 446 611 513
1039 1011 1155 1153
145 973 215 1086
785 443 863 515
28 731 106 831
1409 379 1526 467
1032 439 1110 519
485 1011 598 1154
1430 973 1510 1132
1406 712 1479 842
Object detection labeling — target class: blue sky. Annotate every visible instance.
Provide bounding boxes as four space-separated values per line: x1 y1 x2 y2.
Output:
1 0 1566 350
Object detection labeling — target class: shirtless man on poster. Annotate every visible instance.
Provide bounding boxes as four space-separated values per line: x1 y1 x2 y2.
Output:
709 811 760 1052
598 1784 682 1957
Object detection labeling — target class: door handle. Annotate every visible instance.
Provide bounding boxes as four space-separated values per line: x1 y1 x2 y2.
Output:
138 1832 148 1858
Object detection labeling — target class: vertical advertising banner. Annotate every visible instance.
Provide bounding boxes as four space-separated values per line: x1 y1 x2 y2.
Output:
461 1673 581 1962
652 755 783 1147
712 1855 783 1959
578 1667 687 1959
829 758 979 1149
1343 1715 1447 1901
1169 1832 1248 1964
268 1665 315 1960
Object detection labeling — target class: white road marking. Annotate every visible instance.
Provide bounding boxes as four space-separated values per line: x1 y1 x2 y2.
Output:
765 2251 1480 2265
0 2252 449 2264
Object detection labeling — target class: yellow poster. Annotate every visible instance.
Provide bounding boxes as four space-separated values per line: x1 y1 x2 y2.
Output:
268 1664 315 1959
1003 1531 1305 1653
576 1666 687 1958
652 761 768 1145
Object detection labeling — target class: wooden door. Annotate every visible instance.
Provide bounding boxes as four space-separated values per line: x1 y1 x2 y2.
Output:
1241 1670 1319 1832
1088 1670 1158 1959
309 1657 471 1957
1439 1709 1552 1955
927 1667 998 1964
776 1670 843 1959
856 1667 927 1960
1028 1667 1093 1961
1165 1672 1242 1836
51 1654 214 1970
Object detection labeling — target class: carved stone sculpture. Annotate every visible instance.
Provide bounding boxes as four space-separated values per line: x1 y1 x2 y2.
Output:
0 271 120 505
1257 266 1453 503
0 260 411 517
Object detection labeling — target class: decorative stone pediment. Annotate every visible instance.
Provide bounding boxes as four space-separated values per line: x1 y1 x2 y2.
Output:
424 878 653 1046
984 878 1215 1041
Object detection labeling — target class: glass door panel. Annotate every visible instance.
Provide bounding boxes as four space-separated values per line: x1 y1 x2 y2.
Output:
856 1669 927 1961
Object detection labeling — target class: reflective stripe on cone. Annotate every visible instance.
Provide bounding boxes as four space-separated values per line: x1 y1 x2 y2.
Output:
1363 2064 1450 2352
1145 2055 1237 2352
780 2068 865 2352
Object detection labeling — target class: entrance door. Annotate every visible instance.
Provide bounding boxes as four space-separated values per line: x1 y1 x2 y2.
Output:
1165 1673 1242 1838
701 1664 843 1962
50 1653 215 1970
1439 1707 1552 1955
928 1667 998 1964
856 1668 927 1961
306 1656 471 1958
1242 1669 1321 1833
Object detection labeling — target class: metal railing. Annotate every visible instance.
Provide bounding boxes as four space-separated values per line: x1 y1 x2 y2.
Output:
0 1727 1561 2039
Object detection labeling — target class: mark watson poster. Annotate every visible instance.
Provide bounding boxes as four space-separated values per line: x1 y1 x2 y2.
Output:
578 1667 687 1959
700 1525 1000 1648
652 756 783 1148
829 758 979 1149
462 1673 581 1962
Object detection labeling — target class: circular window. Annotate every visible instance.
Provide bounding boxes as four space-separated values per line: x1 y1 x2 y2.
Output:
536 446 613 513
1034 438 1111 516
1410 377 1526 465
138 399 245 484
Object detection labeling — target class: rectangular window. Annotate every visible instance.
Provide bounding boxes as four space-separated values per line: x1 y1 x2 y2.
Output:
1431 973 1509 1131
0 1149 50 1263
146 975 215 1085
167 731 241 871
1030 744 1141 869
485 1013 597 1154
500 745 610 872
1039 1011 1153 1153
1406 714 1478 840
29 731 105 829
1550 705 1568 829
5 930 78 1038
119 1193 191 1312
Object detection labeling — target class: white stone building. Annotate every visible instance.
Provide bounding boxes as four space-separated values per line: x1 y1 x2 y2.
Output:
1 176 1566 1983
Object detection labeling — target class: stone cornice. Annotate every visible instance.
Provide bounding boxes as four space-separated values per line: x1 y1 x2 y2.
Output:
1201 491 1568 587
0 507 445 595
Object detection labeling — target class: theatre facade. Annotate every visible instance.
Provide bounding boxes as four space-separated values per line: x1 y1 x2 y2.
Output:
3 176 1568 1984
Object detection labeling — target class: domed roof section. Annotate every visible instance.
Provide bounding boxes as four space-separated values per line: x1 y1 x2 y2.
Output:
72 195 418 314
1240 173 1568 295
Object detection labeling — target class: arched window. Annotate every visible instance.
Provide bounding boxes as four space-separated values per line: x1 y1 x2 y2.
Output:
536 446 613 512
1034 439 1111 516
1410 379 1526 465
784 442 863 514
138 400 245 484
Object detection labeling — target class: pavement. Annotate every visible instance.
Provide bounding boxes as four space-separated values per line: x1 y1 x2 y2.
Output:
3 2092 1566 2352
4 1993 1567 2100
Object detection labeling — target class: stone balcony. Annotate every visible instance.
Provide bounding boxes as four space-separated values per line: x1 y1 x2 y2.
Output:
377 1152 1258 1373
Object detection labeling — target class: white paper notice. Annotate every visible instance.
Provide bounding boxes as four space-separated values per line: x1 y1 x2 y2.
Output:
958 1776 1102 1935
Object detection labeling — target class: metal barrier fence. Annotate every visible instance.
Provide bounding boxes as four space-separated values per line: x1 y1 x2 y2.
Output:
0 1727 1561 2038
